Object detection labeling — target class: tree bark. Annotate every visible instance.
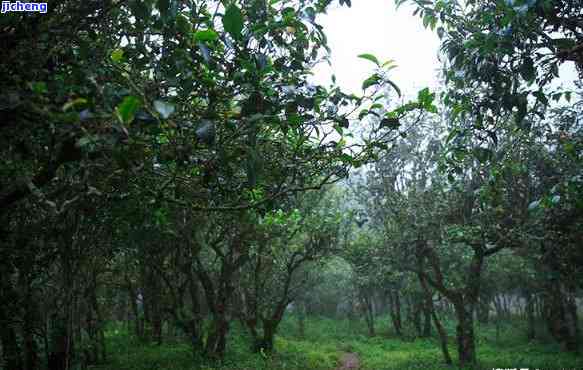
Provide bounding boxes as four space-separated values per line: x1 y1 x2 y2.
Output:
205 300 230 359
127 283 143 339
297 302 306 338
387 289 402 337
253 320 277 353
422 301 432 337
361 290 376 337
525 291 536 340
477 296 490 324
87 273 106 364
20 262 39 370
417 266 451 365
187 272 203 354
453 301 476 367
412 298 422 337
0 314 23 370
198 261 235 359
417 253 453 365
415 240 484 367
544 279 579 352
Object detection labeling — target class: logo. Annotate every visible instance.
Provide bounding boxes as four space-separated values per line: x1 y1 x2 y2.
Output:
1 1 48 14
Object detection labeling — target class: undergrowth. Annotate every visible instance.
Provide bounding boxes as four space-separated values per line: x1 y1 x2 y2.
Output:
91 316 581 370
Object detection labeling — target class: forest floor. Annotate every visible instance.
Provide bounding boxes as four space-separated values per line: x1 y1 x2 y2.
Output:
336 352 360 369
94 317 582 370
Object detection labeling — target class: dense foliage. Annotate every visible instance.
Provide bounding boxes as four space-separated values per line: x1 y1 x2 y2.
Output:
0 1 581 370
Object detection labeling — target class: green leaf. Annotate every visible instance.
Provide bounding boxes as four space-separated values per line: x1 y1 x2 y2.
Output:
357 53 380 67
30 81 47 94
515 94 528 124
176 14 192 34
519 57 536 82
386 79 402 97
446 128 459 144
380 117 400 128
417 87 434 106
437 26 445 39
564 142 576 158
77 136 94 148
111 48 124 63
130 0 150 20
553 38 576 50
223 3 244 40
338 117 349 128
473 147 492 163
533 90 548 106
340 153 353 162
154 100 175 119
62 98 88 112
565 91 572 102
116 96 141 124
358 109 369 120
362 74 381 90
194 29 219 42
157 0 170 17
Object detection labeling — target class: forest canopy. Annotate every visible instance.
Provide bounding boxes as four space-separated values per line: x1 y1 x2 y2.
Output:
0 1 581 370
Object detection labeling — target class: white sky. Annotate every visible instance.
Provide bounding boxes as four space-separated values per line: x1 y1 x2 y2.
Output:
311 0 579 97
312 0 441 98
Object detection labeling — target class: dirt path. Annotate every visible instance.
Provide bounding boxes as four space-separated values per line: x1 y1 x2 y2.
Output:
336 352 360 370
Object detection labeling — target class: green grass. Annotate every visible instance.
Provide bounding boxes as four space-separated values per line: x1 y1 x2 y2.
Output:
94 322 340 370
92 317 581 370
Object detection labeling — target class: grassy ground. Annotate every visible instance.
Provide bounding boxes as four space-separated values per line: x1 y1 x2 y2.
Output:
93 316 581 370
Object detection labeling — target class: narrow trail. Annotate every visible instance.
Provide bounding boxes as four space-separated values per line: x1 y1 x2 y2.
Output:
336 352 360 370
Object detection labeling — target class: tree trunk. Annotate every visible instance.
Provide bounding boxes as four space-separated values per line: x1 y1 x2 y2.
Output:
422 302 431 337
0 316 23 370
566 292 579 350
417 273 451 364
416 240 485 367
431 306 452 365
297 302 306 338
202 272 234 359
503 295 511 317
142 262 163 345
87 274 106 363
525 291 536 340
140 265 152 342
387 290 402 337
205 312 230 358
544 279 579 352
49 232 76 370
254 320 276 353
412 298 422 337
188 274 204 354
21 268 39 370
453 302 476 367
48 313 72 370
127 284 142 338
361 291 375 337
477 296 490 324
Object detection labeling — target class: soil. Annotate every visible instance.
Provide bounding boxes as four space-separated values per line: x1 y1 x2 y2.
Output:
336 352 360 370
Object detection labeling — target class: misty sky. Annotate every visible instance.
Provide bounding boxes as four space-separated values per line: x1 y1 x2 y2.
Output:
312 0 578 98
312 0 441 98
